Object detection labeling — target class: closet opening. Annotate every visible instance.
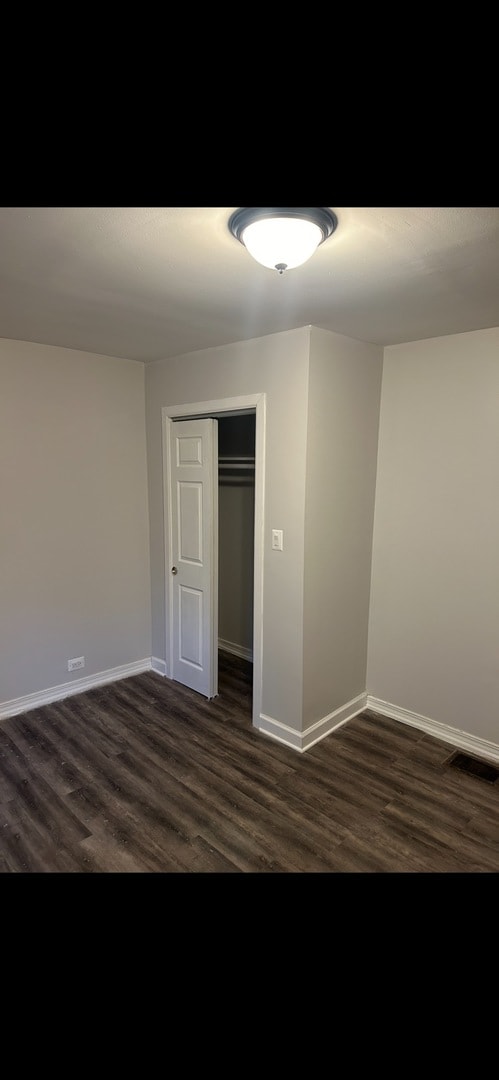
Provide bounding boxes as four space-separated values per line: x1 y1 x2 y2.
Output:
217 413 255 721
162 393 265 731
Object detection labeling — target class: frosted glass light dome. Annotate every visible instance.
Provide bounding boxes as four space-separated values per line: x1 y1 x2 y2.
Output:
242 217 323 271
229 208 338 274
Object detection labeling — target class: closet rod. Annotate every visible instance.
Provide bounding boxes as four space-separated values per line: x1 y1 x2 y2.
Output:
219 455 255 471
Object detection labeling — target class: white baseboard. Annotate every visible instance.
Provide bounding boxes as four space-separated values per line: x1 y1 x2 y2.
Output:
0 658 153 721
257 692 368 753
151 656 168 676
367 695 499 764
5 662 497 768
218 638 253 662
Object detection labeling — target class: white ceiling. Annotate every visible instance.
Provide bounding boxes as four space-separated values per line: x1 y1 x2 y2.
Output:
1 206 498 364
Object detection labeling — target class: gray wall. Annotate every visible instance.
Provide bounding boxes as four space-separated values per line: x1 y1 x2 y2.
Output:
145 327 310 732
5 322 495 753
303 328 383 726
0 339 151 704
367 327 499 744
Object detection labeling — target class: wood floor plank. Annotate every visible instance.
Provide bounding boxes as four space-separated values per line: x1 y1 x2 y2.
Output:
0 653 497 872
381 797 499 872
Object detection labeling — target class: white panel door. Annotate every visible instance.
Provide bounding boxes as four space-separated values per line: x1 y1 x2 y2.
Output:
169 418 218 697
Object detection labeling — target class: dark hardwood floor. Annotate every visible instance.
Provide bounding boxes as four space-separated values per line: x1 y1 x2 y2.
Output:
0 651 498 872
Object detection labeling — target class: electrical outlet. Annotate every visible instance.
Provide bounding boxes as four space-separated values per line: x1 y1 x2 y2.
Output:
68 656 85 672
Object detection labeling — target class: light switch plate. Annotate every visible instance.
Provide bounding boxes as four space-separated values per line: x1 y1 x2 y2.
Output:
272 529 283 550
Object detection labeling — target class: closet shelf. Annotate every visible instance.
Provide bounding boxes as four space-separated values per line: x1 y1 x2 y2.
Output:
219 455 255 471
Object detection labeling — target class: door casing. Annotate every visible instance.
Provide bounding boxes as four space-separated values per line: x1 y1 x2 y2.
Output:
162 393 266 729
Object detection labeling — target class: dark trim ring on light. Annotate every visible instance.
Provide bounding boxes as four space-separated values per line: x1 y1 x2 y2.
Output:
229 207 338 245
228 207 338 273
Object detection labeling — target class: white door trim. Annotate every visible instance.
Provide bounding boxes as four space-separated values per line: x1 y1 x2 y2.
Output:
162 393 266 730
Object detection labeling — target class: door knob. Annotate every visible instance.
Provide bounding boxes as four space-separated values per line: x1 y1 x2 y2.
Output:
171 566 178 575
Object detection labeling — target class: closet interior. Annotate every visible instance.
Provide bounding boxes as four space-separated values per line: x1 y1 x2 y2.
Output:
217 413 255 664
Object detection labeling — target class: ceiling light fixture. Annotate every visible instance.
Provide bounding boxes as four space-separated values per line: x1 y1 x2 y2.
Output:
229 207 338 274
